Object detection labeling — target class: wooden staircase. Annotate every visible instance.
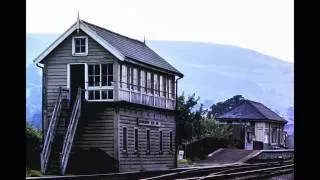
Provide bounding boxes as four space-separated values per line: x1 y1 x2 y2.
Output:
40 87 82 175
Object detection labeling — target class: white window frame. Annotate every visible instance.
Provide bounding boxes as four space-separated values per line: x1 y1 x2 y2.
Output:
72 36 88 56
85 63 114 102
133 68 139 92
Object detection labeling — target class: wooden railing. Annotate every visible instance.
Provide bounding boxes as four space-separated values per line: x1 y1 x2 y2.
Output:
119 88 175 110
41 87 63 174
60 88 82 175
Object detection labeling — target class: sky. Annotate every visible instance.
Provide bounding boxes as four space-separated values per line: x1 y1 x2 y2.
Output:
26 0 294 63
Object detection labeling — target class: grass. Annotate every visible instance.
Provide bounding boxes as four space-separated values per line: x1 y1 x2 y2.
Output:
178 158 193 165
26 169 42 177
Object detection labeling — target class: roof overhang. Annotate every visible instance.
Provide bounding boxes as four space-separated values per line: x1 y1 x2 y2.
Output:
216 117 287 124
33 20 125 64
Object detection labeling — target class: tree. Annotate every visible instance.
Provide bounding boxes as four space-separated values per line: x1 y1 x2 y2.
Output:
176 92 233 145
201 118 232 140
207 95 245 118
176 92 200 145
26 121 42 170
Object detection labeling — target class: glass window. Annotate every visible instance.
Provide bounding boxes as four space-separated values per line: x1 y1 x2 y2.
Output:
87 64 114 100
170 131 173 151
154 74 159 95
147 72 151 94
73 37 87 54
134 128 138 151
160 131 163 152
133 68 138 91
123 127 127 151
140 70 146 93
147 129 150 153
121 65 127 89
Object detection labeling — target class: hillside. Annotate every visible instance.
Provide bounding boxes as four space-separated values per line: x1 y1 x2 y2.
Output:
26 34 294 134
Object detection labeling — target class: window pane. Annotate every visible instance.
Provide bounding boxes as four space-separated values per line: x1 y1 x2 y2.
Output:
123 127 127 151
88 76 94 86
108 64 113 75
140 70 145 92
94 91 100 100
95 65 100 75
88 65 93 75
102 90 108 99
75 39 81 46
154 74 158 95
135 129 138 151
108 90 113 99
147 129 150 152
133 68 138 90
147 72 151 93
89 91 93 100
80 45 85 53
80 38 86 46
102 64 108 75
122 65 127 88
170 131 173 151
75 46 80 53
102 76 108 86
95 76 100 86
160 131 162 152
108 75 113 86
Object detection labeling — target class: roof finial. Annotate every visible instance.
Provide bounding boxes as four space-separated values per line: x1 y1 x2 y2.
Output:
143 35 146 44
76 10 80 32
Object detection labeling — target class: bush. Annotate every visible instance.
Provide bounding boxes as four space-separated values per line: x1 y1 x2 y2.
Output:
26 122 42 170
26 169 42 177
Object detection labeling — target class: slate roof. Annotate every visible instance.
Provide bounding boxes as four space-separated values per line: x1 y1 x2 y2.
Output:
82 21 183 77
216 100 287 123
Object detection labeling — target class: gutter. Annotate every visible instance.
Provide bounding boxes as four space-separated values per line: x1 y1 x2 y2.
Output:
174 75 183 168
36 63 45 142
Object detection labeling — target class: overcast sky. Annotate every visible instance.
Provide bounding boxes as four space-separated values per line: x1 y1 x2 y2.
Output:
27 0 294 63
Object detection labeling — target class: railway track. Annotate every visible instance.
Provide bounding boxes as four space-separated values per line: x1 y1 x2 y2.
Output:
27 160 294 180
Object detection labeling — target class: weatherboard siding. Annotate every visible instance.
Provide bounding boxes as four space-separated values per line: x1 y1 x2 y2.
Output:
43 30 117 161
72 105 115 158
44 30 116 135
118 106 176 172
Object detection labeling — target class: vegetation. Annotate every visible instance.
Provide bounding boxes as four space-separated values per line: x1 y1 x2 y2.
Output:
26 121 42 177
207 95 245 118
176 94 247 160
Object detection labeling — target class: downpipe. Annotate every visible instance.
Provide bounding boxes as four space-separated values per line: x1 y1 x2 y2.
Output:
174 75 183 168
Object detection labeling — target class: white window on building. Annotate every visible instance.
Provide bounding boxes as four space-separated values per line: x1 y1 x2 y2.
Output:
133 68 138 91
140 70 146 93
159 75 164 97
168 78 173 98
147 72 152 94
121 65 127 89
72 36 88 56
154 74 159 95
87 64 113 101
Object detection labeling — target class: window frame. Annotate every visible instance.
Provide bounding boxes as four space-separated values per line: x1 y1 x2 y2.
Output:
85 63 114 102
134 127 139 153
159 130 163 153
122 127 127 152
146 128 151 154
72 36 88 56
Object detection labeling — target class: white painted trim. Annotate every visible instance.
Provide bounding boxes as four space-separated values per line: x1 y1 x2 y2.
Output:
67 63 87 89
72 36 88 56
34 22 77 64
34 21 125 64
80 23 125 61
